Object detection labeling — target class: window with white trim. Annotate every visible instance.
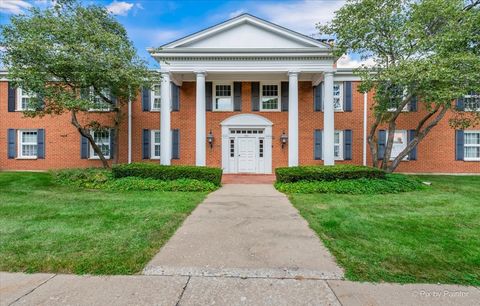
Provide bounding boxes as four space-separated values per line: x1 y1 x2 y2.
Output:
88 87 111 111
387 130 408 160
151 130 161 159
387 87 409 112
17 130 38 158
333 82 343 111
322 130 344 160
90 130 110 159
464 92 480 112
16 88 36 111
464 131 480 161
151 84 161 111
261 83 280 111
213 83 233 111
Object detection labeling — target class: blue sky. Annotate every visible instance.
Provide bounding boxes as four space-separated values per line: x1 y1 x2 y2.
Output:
1 0 365 68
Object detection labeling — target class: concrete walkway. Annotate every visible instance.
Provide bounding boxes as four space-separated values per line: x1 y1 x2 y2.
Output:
143 184 343 279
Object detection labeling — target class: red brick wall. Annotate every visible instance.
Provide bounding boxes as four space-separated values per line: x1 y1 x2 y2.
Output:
1 80 479 173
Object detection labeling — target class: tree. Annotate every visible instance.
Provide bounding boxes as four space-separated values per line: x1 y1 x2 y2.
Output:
318 0 480 172
0 0 154 168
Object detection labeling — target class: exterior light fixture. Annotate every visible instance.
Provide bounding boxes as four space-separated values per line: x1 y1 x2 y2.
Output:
280 130 288 148
207 130 214 148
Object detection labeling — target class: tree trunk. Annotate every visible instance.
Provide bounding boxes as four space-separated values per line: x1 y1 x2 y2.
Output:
112 106 122 165
368 115 382 168
70 110 110 168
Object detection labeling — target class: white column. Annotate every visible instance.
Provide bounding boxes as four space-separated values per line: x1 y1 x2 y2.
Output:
195 71 206 166
323 71 335 166
288 71 299 167
160 72 172 165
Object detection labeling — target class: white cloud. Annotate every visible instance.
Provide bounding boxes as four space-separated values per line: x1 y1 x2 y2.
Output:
337 54 376 68
127 27 187 47
0 0 32 14
228 9 246 19
106 1 134 16
254 0 345 36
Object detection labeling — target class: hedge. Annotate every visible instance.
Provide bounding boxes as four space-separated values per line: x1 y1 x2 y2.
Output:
112 163 223 186
275 165 385 183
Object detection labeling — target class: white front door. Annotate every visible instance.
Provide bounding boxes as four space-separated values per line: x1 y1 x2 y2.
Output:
237 137 256 173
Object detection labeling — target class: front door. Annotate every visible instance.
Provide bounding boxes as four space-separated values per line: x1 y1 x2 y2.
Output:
237 137 256 173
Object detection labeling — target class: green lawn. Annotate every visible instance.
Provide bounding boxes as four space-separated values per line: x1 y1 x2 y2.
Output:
288 175 480 286
0 172 207 275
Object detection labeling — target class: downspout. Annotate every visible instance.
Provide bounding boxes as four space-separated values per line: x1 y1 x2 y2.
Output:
363 92 368 166
127 92 132 164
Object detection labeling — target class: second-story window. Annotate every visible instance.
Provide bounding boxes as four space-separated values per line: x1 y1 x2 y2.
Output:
261 84 280 111
214 83 233 111
464 92 480 112
151 84 161 111
333 82 343 111
89 88 111 111
16 88 36 111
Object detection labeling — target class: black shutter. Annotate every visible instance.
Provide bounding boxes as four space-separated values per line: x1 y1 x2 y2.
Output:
7 129 16 159
281 82 289 112
142 129 150 159
80 135 89 159
8 83 16 112
172 129 180 159
233 82 242 111
171 83 180 111
37 129 45 159
456 98 464 111
378 130 386 160
314 84 323 112
455 130 464 161
251 82 260 111
344 81 352 112
344 130 352 160
142 87 150 111
407 130 417 160
205 82 212 112
409 96 418 112
314 129 322 160
109 129 115 160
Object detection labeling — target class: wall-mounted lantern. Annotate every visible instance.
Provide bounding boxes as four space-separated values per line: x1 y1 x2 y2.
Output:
280 130 288 149
207 130 214 148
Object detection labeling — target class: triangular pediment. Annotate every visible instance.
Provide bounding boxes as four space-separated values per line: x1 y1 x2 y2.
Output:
162 14 330 50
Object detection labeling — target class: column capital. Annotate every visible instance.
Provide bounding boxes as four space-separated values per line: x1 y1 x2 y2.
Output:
288 70 300 76
194 70 207 76
323 70 336 76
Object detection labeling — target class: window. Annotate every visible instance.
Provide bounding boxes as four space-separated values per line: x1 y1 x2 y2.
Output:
151 84 161 111
261 84 280 111
387 130 408 160
90 130 110 159
387 87 410 112
333 82 343 111
16 88 36 111
322 130 344 160
18 130 38 158
151 130 161 159
230 139 235 158
88 88 111 111
464 131 480 161
213 83 233 111
259 139 264 158
464 92 480 112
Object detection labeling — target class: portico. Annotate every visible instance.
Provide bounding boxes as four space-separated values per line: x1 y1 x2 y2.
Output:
149 14 338 173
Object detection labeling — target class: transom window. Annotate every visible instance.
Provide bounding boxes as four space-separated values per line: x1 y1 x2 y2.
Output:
261 84 280 111
214 83 233 111
16 88 36 111
333 82 343 111
464 92 480 112
18 130 38 158
151 130 161 159
230 129 264 134
89 88 111 111
90 130 110 159
151 84 161 111
464 131 480 161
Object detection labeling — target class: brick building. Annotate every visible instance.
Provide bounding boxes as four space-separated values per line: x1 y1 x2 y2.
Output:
1 14 479 173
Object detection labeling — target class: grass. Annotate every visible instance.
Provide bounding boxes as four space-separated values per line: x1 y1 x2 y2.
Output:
287 175 480 286
0 171 208 275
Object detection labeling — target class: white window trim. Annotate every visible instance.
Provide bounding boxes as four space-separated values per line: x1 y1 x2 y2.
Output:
88 87 111 112
260 82 281 112
17 129 38 159
16 88 35 111
464 130 480 161
322 130 344 161
464 93 480 112
387 88 410 112
386 130 409 161
213 81 234 112
150 84 161 112
151 130 161 159
89 130 111 159
333 82 344 112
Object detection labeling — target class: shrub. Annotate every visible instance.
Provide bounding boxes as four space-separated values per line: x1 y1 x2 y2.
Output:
275 165 385 183
51 168 112 189
275 174 425 194
104 177 217 192
112 163 223 186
